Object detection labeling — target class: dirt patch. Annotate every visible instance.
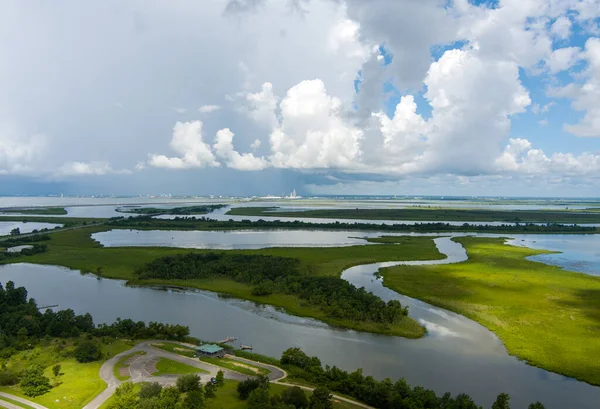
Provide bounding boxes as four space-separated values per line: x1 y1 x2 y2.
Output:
230 361 261 373
119 367 130 377
174 347 193 353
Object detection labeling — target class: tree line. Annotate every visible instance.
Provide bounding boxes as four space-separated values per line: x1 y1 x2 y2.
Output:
136 252 409 325
277 347 545 409
108 215 597 234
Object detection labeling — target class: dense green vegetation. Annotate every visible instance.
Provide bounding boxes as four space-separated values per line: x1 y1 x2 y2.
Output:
108 214 599 234
227 206 600 224
2 227 442 337
379 237 600 386
0 208 68 215
137 252 410 327
117 204 226 215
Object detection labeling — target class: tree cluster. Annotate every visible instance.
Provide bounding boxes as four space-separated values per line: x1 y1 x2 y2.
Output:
0 281 190 366
108 373 220 409
137 252 409 325
278 348 546 409
0 244 48 261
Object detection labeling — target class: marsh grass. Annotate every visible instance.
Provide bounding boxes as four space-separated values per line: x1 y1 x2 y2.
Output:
380 237 600 385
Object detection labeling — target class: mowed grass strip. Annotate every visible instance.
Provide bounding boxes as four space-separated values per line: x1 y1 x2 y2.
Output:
5 227 443 337
152 358 208 376
200 357 269 376
0 396 34 409
380 236 600 385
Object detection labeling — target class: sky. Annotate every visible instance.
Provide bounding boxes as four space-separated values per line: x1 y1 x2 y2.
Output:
1 0 599 197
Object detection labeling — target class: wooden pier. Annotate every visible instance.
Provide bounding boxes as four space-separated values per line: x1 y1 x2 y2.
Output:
240 344 253 350
217 337 237 344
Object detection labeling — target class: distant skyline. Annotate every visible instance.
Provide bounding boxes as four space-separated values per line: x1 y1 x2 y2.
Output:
1 0 600 196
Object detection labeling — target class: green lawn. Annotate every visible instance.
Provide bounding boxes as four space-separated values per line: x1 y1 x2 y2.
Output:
200 357 269 376
152 358 208 376
114 351 146 381
380 236 600 386
0 339 134 409
2 227 443 337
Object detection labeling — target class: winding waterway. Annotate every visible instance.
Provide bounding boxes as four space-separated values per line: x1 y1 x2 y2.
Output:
1 236 599 408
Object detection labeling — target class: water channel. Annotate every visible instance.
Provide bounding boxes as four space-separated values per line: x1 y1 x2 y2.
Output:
1 234 599 408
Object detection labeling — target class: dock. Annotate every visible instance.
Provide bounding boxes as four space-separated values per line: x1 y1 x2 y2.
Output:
240 344 253 350
38 305 58 310
217 337 237 344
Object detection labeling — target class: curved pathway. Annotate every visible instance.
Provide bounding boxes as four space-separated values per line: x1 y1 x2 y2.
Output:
0 393 49 409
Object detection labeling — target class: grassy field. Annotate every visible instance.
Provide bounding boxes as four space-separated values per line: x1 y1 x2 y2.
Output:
0 339 134 409
114 351 146 381
200 357 269 376
152 358 209 376
0 208 68 215
227 206 600 224
1 227 443 337
380 236 600 386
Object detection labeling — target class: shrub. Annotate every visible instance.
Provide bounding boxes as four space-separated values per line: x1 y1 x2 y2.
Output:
74 340 102 363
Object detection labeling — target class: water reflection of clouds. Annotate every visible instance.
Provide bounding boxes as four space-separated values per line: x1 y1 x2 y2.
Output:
418 319 461 338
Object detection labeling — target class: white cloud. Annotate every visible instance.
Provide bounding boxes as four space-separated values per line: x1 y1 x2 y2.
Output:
546 46 582 73
57 161 131 176
497 138 600 175
149 121 219 169
213 128 269 171
198 105 221 114
551 16 572 39
245 82 279 129
172 107 188 114
269 80 363 169
539 119 549 126
250 139 261 150
559 38 600 137
0 129 47 175
531 102 554 114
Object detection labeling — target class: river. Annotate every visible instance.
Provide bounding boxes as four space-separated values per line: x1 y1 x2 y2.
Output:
1 235 599 408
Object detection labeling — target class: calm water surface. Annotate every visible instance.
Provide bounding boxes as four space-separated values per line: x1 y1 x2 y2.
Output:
94 229 600 276
1 236 599 408
0 221 62 236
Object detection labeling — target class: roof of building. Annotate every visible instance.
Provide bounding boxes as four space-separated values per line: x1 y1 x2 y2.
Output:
197 344 224 354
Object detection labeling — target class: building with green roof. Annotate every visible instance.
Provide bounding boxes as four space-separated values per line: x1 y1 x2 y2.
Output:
196 344 225 358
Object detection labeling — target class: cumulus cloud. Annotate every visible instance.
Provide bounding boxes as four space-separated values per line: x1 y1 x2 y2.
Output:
213 128 269 171
269 80 363 169
497 138 600 175
557 38 600 137
546 47 582 73
551 16 572 39
149 121 219 169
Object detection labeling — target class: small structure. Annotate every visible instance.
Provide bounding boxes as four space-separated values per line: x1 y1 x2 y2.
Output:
196 344 225 358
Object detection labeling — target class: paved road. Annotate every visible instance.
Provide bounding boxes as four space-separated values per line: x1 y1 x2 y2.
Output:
0 393 49 409
0 341 373 409
82 340 246 409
